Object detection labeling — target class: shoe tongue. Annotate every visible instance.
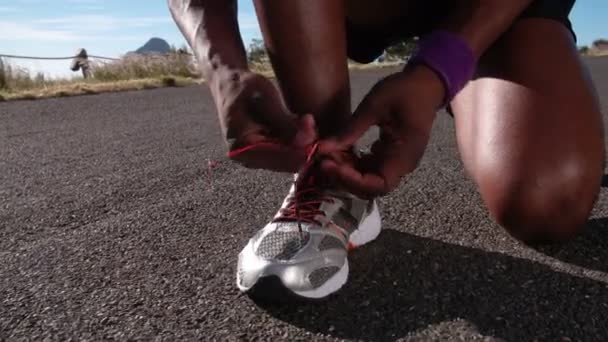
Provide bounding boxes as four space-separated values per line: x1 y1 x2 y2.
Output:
275 144 360 224
271 157 329 225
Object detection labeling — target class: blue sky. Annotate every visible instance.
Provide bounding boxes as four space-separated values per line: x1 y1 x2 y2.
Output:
0 0 605 78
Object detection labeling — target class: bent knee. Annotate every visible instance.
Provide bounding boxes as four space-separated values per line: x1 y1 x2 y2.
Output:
476 160 602 244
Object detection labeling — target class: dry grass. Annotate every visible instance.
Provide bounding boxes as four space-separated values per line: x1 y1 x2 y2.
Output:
90 53 199 82
0 54 200 101
0 77 195 101
0 59 49 92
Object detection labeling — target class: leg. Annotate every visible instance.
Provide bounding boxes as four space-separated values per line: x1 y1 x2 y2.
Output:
451 18 605 244
252 0 415 137
238 0 390 301
252 0 350 138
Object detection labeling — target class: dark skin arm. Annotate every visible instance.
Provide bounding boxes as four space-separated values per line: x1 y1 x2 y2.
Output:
169 1 248 79
319 0 534 198
169 0 316 172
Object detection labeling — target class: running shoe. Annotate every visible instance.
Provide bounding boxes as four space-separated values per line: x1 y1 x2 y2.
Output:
236 146 381 300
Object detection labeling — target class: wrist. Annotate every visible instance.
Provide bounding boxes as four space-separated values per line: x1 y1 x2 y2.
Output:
403 64 447 111
407 30 477 107
390 65 442 134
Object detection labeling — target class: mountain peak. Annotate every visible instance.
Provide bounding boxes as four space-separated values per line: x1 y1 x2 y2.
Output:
134 38 171 54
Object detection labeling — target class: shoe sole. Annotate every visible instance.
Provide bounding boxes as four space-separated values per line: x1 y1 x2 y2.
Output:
237 201 382 302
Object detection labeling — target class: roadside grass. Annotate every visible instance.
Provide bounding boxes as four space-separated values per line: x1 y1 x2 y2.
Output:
0 77 197 101
0 53 200 101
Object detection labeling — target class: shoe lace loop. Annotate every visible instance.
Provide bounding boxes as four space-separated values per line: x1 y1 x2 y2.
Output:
273 143 335 229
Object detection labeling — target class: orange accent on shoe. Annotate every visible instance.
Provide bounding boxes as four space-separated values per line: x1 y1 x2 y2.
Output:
347 242 355 251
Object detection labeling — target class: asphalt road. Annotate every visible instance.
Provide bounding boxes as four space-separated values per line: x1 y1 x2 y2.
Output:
1 57 608 341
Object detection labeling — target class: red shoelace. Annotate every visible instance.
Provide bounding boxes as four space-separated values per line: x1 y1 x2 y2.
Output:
228 141 333 230
275 143 334 229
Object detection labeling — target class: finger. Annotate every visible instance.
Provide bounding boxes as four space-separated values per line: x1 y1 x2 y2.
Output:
318 90 386 154
320 136 417 197
320 159 388 199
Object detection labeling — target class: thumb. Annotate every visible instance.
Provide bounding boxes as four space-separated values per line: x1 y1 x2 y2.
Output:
319 93 384 154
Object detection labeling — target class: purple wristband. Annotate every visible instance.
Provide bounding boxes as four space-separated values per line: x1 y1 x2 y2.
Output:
408 30 477 107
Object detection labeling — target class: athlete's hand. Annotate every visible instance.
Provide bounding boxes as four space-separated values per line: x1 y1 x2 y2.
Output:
211 69 316 172
319 65 445 198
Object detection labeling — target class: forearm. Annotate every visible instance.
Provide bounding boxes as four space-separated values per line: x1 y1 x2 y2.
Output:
169 0 249 84
438 0 534 58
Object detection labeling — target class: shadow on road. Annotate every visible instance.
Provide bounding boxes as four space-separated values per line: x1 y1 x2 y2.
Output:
602 175 608 187
537 217 608 273
253 229 608 341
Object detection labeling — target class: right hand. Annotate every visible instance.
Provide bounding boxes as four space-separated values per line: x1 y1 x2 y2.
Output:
318 65 442 198
211 70 317 172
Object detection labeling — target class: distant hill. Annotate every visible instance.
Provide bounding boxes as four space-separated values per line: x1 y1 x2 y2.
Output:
134 38 171 55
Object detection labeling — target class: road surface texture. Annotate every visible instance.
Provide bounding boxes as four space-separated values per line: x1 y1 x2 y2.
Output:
2 57 608 341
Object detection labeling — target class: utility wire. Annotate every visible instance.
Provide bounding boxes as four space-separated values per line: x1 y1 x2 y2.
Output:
0 53 120 61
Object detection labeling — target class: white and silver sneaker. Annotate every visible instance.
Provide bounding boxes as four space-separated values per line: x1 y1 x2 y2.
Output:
236 159 381 301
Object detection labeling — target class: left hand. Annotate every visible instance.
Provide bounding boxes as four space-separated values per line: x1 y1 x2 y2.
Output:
318 64 446 198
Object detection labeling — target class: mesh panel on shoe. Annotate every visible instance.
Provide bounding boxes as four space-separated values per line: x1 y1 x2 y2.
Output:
256 231 310 260
309 266 340 288
332 207 359 234
318 236 345 251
